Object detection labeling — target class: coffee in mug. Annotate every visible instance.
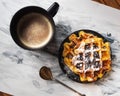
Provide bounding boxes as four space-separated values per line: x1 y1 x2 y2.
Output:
10 2 59 50
17 13 53 48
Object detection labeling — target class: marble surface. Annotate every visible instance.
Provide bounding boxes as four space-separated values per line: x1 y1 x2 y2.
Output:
0 0 120 96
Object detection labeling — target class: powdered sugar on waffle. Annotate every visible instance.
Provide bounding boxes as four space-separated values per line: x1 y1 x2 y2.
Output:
72 38 102 73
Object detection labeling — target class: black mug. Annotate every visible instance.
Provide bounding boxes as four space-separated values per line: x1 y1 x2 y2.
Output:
10 2 59 50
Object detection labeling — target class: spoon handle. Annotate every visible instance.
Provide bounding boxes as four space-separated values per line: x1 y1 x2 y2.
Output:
55 79 86 96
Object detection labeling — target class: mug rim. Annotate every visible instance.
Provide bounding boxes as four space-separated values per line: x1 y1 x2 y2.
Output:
10 6 55 50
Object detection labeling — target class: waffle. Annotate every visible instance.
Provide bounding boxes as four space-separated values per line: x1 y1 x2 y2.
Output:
62 31 111 82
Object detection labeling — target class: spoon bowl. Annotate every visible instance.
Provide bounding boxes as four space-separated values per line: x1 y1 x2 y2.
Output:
39 66 53 80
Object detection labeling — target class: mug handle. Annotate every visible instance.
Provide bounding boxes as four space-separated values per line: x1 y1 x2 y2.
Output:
47 2 59 17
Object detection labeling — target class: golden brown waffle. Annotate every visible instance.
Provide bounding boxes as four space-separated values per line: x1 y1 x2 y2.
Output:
62 31 111 82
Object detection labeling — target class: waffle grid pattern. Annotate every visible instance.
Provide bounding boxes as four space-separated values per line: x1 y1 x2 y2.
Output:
63 31 111 82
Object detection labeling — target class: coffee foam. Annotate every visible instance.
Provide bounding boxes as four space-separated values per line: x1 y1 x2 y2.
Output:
17 12 53 48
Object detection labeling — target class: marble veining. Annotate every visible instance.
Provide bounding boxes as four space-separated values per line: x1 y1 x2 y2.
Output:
0 0 120 96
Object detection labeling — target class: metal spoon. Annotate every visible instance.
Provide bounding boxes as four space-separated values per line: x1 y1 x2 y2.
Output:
39 66 86 96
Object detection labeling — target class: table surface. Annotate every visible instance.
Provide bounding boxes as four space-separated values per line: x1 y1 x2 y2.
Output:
0 0 120 96
93 0 120 10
